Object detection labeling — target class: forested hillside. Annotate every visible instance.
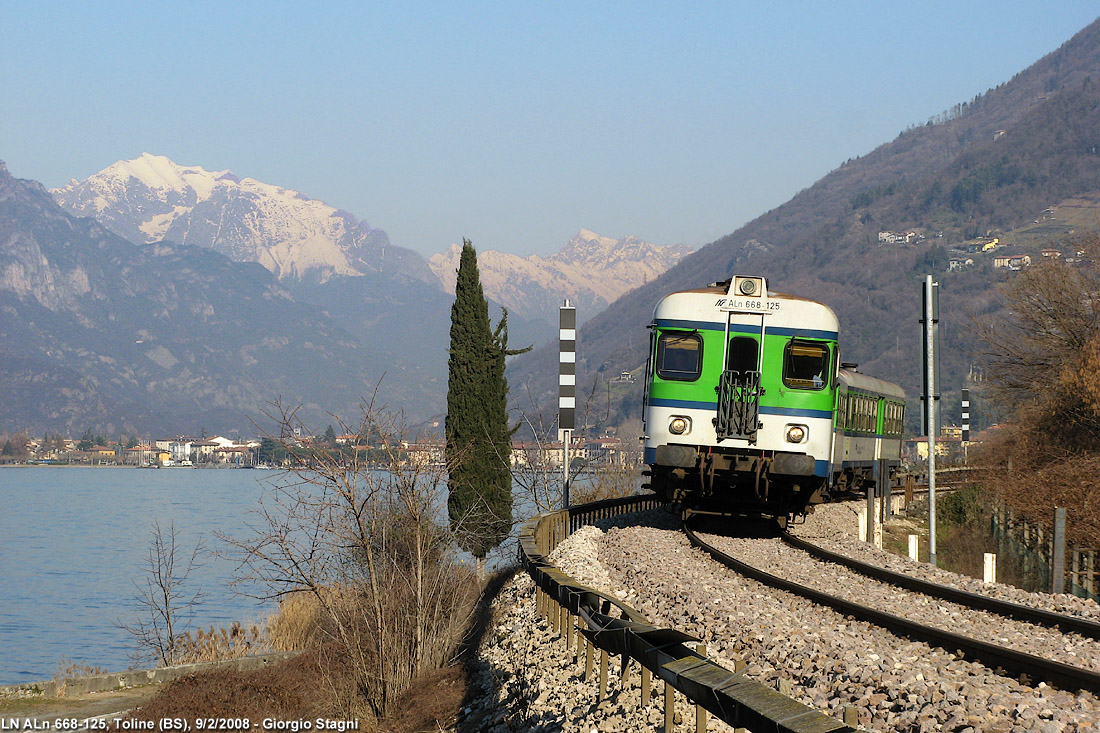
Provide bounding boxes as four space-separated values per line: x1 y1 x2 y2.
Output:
507 18 1100 437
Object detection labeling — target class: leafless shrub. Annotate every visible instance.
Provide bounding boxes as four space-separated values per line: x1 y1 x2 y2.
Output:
972 234 1100 548
220 399 477 720
570 460 642 505
975 236 1100 452
510 380 643 516
118 521 207 667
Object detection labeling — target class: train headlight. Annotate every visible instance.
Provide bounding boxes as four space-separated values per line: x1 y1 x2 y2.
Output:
735 276 763 296
785 424 807 443
669 416 691 435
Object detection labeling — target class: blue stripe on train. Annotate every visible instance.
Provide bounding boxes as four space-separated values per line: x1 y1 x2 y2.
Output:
648 397 832 420
654 318 838 341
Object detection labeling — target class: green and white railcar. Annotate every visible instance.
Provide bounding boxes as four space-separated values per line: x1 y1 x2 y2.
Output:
642 275 905 521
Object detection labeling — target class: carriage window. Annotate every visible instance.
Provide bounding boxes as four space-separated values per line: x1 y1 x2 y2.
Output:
657 332 703 381
726 336 759 375
783 340 830 390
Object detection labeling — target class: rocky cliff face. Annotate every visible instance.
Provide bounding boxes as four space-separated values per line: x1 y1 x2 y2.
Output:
0 159 432 435
428 229 692 324
51 153 433 284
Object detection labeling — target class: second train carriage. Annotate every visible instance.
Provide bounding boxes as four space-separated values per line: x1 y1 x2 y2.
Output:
642 275 905 521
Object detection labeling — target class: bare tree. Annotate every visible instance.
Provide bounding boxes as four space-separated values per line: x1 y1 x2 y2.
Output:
119 521 207 666
973 234 1100 548
221 399 476 719
977 237 1100 454
509 380 643 515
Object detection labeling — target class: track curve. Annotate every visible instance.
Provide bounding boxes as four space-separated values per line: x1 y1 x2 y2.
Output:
780 530 1100 640
684 518 1100 696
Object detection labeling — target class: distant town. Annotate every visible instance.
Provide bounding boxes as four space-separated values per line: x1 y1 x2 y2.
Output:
0 430 643 470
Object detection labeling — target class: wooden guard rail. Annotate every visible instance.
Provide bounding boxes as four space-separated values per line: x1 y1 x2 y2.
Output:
520 495 862 732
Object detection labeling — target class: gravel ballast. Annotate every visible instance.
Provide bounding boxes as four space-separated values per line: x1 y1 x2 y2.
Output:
462 501 1100 732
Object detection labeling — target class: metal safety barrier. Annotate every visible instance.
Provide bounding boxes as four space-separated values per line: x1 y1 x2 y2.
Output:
520 494 862 732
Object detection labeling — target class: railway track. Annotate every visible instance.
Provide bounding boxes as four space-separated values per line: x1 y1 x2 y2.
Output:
518 496 1100 730
684 517 1100 696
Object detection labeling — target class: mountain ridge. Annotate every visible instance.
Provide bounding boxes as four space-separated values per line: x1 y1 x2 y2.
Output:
0 159 432 435
51 153 433 284
428 229 692 324
505 16 1100 435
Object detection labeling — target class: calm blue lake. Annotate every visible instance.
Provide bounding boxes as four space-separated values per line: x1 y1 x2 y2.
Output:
0 467 279 685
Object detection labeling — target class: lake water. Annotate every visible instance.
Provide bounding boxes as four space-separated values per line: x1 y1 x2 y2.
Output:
0 467 279 685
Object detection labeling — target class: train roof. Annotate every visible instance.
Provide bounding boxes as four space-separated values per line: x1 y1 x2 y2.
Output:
839 368 906 399
677 280 820 303
653 275 839 335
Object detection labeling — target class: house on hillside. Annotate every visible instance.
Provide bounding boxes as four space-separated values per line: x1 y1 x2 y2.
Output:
993 253 1031 270
1041 248 1062 259
949 257 974 271
877 230 918 244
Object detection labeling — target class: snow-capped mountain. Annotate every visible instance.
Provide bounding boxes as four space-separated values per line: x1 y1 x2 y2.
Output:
428 229 692 324
51 153 432 283
0 158 438 435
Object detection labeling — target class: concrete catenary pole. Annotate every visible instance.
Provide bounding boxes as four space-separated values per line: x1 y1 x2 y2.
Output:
921 275 940 566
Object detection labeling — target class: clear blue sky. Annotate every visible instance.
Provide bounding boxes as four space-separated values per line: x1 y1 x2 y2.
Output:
2 2 1097 258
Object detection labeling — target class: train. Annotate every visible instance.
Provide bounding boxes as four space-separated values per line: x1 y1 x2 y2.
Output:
642 275 906 525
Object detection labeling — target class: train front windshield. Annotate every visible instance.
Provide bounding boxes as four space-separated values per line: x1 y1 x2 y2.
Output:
656 332 702 381
783 340 830 390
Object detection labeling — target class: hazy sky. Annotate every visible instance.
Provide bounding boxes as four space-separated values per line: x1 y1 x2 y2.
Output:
2 2 1097 258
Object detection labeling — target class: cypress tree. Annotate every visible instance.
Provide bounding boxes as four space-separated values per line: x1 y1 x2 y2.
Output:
446 239 528 568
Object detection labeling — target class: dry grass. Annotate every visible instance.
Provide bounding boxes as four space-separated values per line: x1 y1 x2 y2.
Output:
148 594 326 667
570 462 641 504
172 622 268 665
55 657 108 678
126 647 362 725
124 568 516 732
266 593 326 652
382 666 466 733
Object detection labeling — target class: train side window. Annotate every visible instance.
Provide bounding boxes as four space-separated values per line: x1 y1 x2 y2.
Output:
784 340 830 390
656 331 703 381
726 336 759 375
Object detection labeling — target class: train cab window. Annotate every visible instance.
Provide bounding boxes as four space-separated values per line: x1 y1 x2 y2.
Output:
783 340 830 390
656 332 703 381
726 336 758 375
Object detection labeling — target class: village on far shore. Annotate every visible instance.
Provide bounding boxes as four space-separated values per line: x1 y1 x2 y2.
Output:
0 429 648 470
0 420 990 471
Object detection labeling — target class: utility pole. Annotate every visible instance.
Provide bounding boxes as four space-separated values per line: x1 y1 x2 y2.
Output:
920 275 940 566
559 300 576 509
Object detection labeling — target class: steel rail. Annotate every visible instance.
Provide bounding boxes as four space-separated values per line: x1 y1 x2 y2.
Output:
684 520 1100 696
781 531 1100 640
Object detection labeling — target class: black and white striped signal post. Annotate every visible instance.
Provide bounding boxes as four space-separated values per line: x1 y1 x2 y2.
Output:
559 301 576 508
962 388 971 461
961 388 970 441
